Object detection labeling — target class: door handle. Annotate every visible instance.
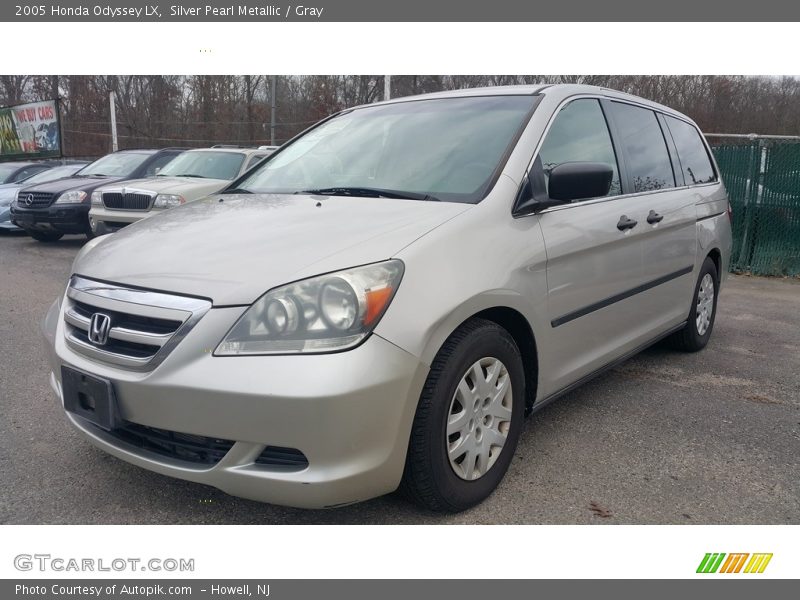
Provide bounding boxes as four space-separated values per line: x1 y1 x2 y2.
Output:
647 210 664 224
617 215 638 231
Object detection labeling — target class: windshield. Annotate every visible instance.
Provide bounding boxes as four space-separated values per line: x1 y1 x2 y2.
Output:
78 152 151 177
0 164 20 182
157 151 246 180
233 95 537 203
24 165 83 184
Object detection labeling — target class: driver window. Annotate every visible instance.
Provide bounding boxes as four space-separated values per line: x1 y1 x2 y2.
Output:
533 99 621 201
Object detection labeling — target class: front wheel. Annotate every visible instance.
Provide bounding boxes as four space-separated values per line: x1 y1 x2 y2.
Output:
400 318 525 512
666 256 719 352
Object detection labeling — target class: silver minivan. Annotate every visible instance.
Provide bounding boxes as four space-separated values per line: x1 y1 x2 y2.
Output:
42 85 732 512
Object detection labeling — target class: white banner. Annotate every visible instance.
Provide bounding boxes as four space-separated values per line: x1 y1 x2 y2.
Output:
1 525 797 579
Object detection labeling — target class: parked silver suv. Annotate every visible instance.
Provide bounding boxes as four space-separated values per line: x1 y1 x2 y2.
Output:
42 85 731 511
88 147 270 235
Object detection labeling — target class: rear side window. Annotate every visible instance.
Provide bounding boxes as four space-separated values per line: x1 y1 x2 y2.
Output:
608 102 675 193
664 116 716 185
536 98 621 198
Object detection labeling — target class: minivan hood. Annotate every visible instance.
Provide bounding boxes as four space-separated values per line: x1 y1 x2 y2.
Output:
74 194 471 305
99 176 229 198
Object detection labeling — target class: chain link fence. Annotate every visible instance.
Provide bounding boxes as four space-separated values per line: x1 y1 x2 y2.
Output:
708 134 800 276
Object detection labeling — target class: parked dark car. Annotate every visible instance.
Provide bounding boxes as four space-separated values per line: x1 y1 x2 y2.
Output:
0 163 88 232
0 161 57 185
10 148 185 242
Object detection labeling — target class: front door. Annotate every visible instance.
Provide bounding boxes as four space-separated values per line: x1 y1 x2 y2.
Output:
531 98 648 396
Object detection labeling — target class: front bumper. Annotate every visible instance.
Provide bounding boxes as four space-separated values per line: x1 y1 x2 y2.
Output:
0 206 22 230
11 203 90 234
89 206 161 235
42 297 427 509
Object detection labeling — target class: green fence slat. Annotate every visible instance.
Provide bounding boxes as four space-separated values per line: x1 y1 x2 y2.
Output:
710 138 800 277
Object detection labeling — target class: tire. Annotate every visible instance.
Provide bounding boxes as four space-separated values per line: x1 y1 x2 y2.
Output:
665 256 719 352
400 318 525 512
28 230 64 243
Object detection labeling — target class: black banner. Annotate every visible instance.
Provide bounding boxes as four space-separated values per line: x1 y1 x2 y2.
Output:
2 580 797 600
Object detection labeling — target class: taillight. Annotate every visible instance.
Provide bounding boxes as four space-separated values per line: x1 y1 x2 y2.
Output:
727 202 733 225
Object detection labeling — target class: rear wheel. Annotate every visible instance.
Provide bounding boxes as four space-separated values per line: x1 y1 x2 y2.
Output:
666 256 719 352
28 230 63 243
400 318 525 512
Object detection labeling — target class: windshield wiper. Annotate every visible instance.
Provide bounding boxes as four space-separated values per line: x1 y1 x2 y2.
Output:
221 188 253 194
296 187 440 201
172 173 206 178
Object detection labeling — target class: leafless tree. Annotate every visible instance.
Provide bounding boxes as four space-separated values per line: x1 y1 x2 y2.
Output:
2 74 800 158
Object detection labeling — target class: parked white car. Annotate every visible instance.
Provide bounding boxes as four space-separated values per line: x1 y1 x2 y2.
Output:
88 147 271 235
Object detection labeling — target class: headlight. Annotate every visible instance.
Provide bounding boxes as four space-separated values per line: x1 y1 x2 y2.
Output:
153 194 185 209
216 260 404 355
91 191 103 205
55 190 87 204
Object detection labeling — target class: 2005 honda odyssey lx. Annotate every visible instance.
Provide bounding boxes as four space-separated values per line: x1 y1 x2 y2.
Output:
42 85 732 511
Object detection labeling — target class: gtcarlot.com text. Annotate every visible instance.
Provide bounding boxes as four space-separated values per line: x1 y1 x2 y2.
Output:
14 554 195 573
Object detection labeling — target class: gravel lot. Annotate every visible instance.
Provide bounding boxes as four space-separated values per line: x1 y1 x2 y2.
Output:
1 231 798 525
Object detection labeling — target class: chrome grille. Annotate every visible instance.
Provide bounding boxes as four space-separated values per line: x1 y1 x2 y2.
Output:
102 192 153 210
18 191 56 208
63 276 211 371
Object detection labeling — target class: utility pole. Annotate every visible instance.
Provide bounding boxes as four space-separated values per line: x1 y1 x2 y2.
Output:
109 91 118 152
270 75 277 146
384 75 391 100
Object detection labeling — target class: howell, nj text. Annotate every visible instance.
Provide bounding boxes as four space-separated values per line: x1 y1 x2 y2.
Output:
208 584 271 596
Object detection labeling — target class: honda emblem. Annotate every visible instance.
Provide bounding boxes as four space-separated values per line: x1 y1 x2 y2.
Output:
88 313 112 346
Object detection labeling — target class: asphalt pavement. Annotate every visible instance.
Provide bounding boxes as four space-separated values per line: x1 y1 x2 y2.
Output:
1 231 798 524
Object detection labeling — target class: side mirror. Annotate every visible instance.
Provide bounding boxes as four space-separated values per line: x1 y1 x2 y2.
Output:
548 162 613 202
514 161 614 217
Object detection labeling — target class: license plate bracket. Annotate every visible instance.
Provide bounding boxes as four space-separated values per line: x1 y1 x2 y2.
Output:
61 365 120 431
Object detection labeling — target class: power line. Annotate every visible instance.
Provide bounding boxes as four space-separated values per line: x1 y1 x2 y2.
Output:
61 128 294 144
65 119 319 126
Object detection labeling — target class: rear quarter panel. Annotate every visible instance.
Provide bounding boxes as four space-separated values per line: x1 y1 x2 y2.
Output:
695 182 732 284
